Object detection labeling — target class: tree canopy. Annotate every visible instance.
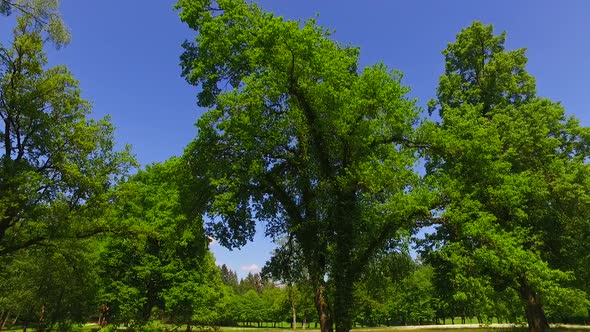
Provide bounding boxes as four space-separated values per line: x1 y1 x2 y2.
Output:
423 21 590 332
176 1 432 331
1 2 589 332
0 4 133 258
1 0 70 47
0 6 133 331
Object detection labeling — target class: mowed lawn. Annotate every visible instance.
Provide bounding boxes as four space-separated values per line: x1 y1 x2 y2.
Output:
4 320 590 332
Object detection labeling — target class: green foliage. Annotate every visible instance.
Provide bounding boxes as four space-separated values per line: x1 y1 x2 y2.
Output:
220 264 239 290
97 158 219 329
0 12 134 257
0 7 132 331
176 1 431 331
353 251 438 326
261 285 290 325
1 4 588 331
164 253 228 328
0 240 101 331
423 21 590 329
1 0 70 47
543 286 589 322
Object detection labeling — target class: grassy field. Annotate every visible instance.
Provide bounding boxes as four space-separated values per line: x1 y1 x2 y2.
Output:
3 322 590 332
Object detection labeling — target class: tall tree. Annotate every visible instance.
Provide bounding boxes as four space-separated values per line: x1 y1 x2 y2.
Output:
0 5 133 256
424 21 590 332
98 158 216 329
0 7 132 331
219 264 239 291
176 1 431 331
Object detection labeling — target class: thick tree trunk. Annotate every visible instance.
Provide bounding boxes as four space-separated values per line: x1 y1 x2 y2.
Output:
519 279 549 332
333 274 353 332
314 282 333 332
332 192 356 332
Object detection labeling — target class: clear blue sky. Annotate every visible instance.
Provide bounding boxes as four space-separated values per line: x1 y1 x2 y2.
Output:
3 1 588 279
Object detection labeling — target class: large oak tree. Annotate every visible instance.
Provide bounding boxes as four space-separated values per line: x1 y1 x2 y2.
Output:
176 1 431 331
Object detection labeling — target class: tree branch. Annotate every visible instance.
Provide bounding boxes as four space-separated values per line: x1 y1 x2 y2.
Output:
353 208 430 274
286 54 334 180
0 227 108 256
370 135 432 150
1 0 49 26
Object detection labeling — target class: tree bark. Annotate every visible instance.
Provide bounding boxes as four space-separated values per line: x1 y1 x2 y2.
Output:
37 303 46 332
314 281 332 332
519 279 549 332
333 273 353 332
0 310 9 330
291 292 297 330
332 192 356 332
98 304 109 328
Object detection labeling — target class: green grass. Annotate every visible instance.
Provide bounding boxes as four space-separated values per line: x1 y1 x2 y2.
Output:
3 320 589 332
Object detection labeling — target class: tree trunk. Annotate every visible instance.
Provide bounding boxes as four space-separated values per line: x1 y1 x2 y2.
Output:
37 303 46 332
333 273 353 332
98 304 109 328
332 192 356 332
314 281 333 332
0 310 9 330
292 296 297 330
519 279 549 332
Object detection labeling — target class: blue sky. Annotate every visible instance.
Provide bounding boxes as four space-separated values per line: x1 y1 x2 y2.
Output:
3 1 589 279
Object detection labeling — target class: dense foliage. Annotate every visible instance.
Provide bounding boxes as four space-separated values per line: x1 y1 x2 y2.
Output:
176 1 431 331
422 22 590 332
0 2 588 332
